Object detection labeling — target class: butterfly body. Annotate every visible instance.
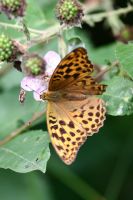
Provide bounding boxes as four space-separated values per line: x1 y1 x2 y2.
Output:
41 47 106 165
41 91 87 101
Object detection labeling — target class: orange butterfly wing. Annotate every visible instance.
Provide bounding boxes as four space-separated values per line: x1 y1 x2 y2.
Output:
49 47 106 94
45 47 106 164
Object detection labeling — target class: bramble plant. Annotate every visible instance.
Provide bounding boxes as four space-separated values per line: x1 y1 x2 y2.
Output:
22 54 46 76
0 0 133 199
0 34 14 61
56 0 84 25
0 0 26 18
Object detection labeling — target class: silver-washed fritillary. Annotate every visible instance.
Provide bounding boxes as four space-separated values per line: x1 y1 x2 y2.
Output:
41 47 106 165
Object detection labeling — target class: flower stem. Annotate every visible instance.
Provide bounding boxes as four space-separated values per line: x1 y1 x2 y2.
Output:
0 6 132 49
83 5 133 26
94 61 119 82
0 21 43 34
28 24 60 47
0 63 12 77
0 111 45 146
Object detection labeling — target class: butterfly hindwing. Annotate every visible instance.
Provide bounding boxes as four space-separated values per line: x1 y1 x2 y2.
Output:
47 97 106 165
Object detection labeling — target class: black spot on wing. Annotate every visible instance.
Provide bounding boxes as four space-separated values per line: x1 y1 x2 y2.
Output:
73 73 80 79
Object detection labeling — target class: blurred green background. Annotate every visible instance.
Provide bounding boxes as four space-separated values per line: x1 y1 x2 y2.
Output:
0 0 133 200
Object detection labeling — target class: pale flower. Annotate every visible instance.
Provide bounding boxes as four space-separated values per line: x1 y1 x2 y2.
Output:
21 51 61 101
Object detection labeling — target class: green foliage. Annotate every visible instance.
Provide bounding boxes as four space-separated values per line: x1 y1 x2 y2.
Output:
0 130 50 173
0 84 50 173
102 77 133 116
116 42 133 79
101 42 133 116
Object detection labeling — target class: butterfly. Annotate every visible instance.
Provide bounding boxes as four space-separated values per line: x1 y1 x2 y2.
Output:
41 47 106 165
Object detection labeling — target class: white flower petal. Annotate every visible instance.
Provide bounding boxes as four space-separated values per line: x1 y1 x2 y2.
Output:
21 50 61 102
44 51 61 76
21 77 33 91
33 92 42 101
44 51 61 68
21 76 49 93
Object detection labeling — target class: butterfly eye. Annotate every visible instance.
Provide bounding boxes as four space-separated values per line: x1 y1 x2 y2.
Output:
40 93 46 100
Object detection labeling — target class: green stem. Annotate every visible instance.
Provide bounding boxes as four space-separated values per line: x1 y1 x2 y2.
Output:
0 63 12 77
0 22 43 34
0 111 45 146
48 158 106 200
0 6 132 48
28 24 60 47
83 5 133 25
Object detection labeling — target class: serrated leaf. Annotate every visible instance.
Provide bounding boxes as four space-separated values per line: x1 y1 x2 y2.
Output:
102 77 133 116
0 130 50 173
116 42 133 79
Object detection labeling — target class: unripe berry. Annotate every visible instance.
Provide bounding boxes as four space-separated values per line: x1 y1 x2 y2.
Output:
0 34 25 63
56 0 84 26
0 0 26 18
22 54 46 76
115 26 133 44
0 34 14 62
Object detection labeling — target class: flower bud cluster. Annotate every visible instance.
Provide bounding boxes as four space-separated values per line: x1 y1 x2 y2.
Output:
0 34 14 62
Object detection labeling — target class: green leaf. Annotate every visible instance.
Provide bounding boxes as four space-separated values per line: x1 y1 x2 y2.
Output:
0 130 50 173
0 86 49 173
116 42 133 79
102 76 133 116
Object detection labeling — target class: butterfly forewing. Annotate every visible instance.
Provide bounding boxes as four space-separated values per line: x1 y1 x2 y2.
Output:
49 47 94 91
49 47 106 95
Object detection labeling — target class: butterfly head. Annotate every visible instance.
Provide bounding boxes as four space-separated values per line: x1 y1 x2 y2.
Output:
40 92 48 100
40 91 62 101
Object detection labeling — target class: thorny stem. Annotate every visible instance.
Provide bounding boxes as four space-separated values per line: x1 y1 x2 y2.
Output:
0 21 43 35
27 5 133 47
0 111 45 146
0 63 12 77
83 4 133 25
94 61 120 82
28 24 60 47
0 6 132 48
